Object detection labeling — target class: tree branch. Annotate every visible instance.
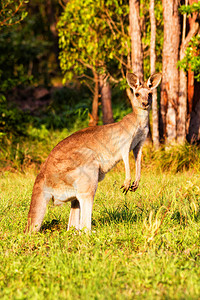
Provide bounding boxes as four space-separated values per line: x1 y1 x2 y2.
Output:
180 21 199 57
0 1 24 27
77 74 94 82
113 53 129 69
81 79 95 95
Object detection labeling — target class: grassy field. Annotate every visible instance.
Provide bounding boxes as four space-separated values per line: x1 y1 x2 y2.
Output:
0 137 200 299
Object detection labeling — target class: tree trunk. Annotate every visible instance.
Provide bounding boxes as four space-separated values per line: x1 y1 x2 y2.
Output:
149 0 159 148
177 2 187 144
177 0 199 143
99 75 114 125
187 96 200 144
46 0 59 64
129 0 144 82
161 0 180 144
187 78 200 143
186 0 200 143
177 66 187 143
89 71 99 126
187 68 194 115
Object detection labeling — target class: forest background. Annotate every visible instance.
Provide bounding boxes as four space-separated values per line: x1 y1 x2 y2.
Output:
0 0 200 171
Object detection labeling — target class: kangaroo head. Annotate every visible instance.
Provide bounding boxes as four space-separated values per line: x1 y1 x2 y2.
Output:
127 73 162 110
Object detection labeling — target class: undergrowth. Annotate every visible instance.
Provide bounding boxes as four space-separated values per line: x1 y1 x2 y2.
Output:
1 125 199 174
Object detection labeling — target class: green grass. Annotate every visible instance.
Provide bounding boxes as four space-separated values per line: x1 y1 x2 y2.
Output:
0 154 200 299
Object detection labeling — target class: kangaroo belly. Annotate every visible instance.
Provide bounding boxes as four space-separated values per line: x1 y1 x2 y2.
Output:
98 153 122 175
43 184 76 205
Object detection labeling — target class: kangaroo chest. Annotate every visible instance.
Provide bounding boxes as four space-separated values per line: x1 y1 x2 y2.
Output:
130 123 149 151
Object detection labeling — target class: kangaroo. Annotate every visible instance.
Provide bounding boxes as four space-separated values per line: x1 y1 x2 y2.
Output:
25 73 161 233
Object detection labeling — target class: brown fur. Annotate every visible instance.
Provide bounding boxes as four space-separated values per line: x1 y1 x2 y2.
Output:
25 73 161 233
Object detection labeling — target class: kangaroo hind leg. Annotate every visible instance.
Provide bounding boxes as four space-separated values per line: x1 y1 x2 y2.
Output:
67 199 80 230
75 167 99 232
77 193 94 232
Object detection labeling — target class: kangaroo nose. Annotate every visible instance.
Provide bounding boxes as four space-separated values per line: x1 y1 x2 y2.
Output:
142 102 149 108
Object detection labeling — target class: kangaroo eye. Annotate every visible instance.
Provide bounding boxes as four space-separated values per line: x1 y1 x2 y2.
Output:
135 93 140 97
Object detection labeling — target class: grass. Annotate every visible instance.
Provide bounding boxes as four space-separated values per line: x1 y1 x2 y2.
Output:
0 144 200 299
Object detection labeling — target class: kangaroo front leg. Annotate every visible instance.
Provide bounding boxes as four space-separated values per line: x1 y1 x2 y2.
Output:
130 144 143 192
120 152 131 194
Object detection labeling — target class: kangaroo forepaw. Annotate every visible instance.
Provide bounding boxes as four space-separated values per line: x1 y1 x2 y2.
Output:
120 184 130 195
129 181 139 192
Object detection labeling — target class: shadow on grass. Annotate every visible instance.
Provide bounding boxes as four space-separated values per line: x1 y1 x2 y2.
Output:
94 204 142 226
171 210 200 225
41 219 64 232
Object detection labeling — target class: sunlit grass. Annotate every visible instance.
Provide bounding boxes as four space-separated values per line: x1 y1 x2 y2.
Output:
0 158 200 299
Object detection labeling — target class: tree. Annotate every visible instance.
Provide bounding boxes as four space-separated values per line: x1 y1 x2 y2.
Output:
177 0 200 143
0 0 28 28
177 0 188 143
0 0 63 140
149 0 159 148
129 0 144 82
58 0 130 125
179 1 200 143
161 0 180 143
0 0 30 98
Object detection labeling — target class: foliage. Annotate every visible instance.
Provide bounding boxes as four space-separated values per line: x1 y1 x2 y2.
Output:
33 86 91 130
0 0 62 142
0 96 30 138
0 163 200 298
0 0 31 97
143 143 200 173
0 0 28 27
58 0 164 85
178 35 200 81
1 116 200 173
58 0 130 85
178 2 200 81
179 2 200 15
0 126 69 171
0 4 56 96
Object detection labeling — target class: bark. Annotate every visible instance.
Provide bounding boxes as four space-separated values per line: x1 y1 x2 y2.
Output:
89 71 99 126
177 64 187 143
186 0 200 143
150 0 159 148
129 0 144 82
177 2 187 144
187 97 200 144
187 68 194 115
187 79 200 143
99 75 114 125
177 2 199 143
161 0 180 144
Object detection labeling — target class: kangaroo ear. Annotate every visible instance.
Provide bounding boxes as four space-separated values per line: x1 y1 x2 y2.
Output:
146 73 162 89
127 73 140 90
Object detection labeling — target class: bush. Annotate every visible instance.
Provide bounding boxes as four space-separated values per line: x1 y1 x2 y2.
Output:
31 86 92 130
143 143 200 173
